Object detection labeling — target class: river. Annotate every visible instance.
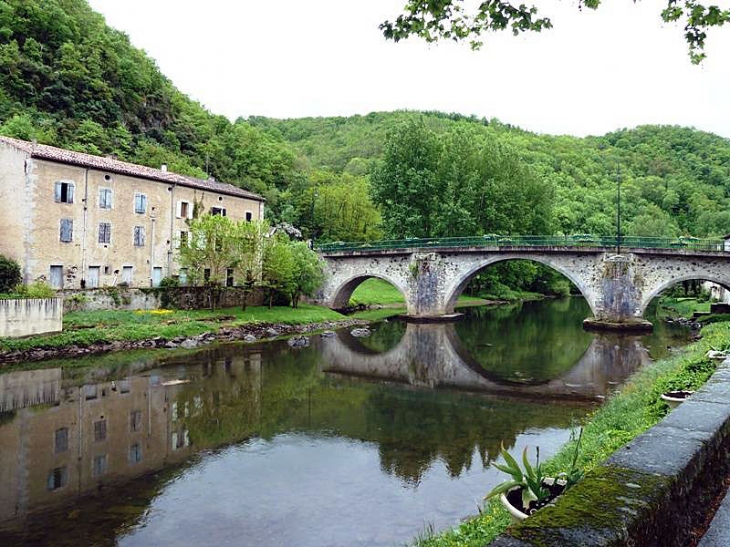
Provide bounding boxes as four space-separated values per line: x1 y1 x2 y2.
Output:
0 298 690 546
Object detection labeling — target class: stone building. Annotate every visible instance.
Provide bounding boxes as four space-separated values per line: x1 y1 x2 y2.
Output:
0 137 265 288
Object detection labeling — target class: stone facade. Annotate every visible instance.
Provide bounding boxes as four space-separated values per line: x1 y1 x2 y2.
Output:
318 246 730 323
0 137 264 289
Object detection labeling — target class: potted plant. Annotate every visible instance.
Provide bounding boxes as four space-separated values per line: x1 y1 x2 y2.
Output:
485 430 583 523
660 390 695 409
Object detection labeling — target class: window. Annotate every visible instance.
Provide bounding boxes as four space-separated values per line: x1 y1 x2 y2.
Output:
226 268 234 287
177 201 192 219
179 269 188 286
59 219 73 243
134 193 147 214
133 226 145 247
93 419 107 442
245 211 253 222
99 188 112 209
204 268 211 282
129 443 142 464
130 410 143 432
180 231 189 248
210 207 226 216
92 454 107 477
117 379 131 394
54 428 69 453
84 384 97 400
98 222 111 244
54 181 74 203
87 266 100 288
47 467 68 490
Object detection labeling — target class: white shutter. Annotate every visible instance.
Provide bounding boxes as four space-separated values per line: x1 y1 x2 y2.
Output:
67 184 74 203
54 182 62 202
176 201 182 219
187 202 193 219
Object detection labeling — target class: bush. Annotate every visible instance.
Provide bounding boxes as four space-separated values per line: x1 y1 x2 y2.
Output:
14 280 56 299
0 255 21 293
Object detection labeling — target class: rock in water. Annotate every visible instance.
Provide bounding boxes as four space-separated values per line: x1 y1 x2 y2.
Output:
287 335 309 348
180 339 199 349
266 328 280 337
320 330 336 338
350 328 371 338
243 334 257 343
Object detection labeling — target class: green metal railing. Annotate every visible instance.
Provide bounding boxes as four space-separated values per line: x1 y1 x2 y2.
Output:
316 235 728 254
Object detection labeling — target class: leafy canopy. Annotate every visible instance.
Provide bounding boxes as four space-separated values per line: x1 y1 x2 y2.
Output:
380 0 730 63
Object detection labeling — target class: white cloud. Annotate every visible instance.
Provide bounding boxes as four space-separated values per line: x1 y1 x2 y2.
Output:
87 0 730 138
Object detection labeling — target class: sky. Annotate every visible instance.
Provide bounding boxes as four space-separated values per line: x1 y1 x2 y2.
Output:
86 0 730 138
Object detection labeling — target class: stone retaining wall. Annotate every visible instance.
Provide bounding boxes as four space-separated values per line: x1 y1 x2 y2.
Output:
0 298 63 338
61 287 265 312
489 359 730 547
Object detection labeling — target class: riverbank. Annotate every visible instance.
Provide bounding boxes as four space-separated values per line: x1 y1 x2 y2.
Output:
0 304 375 366
414 320 730 547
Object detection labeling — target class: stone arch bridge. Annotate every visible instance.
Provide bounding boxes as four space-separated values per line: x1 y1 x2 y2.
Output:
315 239 730 329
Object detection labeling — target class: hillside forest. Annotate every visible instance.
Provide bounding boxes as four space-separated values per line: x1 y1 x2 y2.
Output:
2 0 730 296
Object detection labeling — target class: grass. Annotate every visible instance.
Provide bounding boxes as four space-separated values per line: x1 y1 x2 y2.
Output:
414 320 730 547
0 304 348 353
659 296 711 318
476 289 545 302
349 278 485 307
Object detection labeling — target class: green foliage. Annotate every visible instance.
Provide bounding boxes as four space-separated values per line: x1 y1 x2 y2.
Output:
288 241 325 308
13 279 55 298
380 0 730 63
261 234 295 308
485 445 550 511
0 254 21 293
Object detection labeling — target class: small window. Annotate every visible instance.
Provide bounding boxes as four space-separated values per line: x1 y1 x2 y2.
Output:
210 207 226 217
134 193 147 214
179 269 188 286
178 201 192 219
54 428 69 453
99 188 113 209
133 226 145 247
226 268 234 287
54 181 74 203
98 222 111 244
84 384 97 400
47 467 68 490
92 454 107 477
129 443 142 464
60 219 73 243
94 419 107 442
180 231 188 248
118 379 130 394
245 211 253 222
130 410 143 432
203 268 211 282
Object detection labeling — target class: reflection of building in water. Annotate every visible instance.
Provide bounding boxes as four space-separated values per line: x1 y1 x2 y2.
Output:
0 352 262 527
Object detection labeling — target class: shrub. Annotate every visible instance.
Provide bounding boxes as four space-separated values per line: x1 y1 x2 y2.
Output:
14 280 56 299
0 255 21 293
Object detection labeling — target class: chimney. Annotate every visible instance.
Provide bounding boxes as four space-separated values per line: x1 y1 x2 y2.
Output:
161 164 168 172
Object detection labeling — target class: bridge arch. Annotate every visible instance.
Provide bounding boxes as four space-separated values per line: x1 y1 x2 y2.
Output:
443 255 599 317
328 273 409 310
639 274 730 316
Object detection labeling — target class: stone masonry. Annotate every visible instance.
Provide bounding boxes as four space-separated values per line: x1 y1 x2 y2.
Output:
317 246 730 324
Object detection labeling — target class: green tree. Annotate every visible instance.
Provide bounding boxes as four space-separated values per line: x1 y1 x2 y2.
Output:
381 0 730 63
261 234 295 308
288 241 325 308
0 254 21 293
231 219 268 310
370 118 442 237
177 214 237 309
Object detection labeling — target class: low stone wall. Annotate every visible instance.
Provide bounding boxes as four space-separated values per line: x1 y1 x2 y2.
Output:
61 287 265 312
0 298 63 338
489 359 730 547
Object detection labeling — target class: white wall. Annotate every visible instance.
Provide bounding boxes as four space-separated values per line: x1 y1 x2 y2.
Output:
0 298 63 338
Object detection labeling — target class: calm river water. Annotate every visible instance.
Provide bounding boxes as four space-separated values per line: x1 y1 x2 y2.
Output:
0 298 689 546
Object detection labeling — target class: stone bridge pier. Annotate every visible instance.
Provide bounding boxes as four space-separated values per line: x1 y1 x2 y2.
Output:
317 247 730 330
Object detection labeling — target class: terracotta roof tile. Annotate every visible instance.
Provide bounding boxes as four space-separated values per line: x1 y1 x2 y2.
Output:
0 136 264 201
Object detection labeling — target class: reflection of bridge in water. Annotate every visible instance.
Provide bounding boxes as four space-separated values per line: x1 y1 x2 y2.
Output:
319 322 651 402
